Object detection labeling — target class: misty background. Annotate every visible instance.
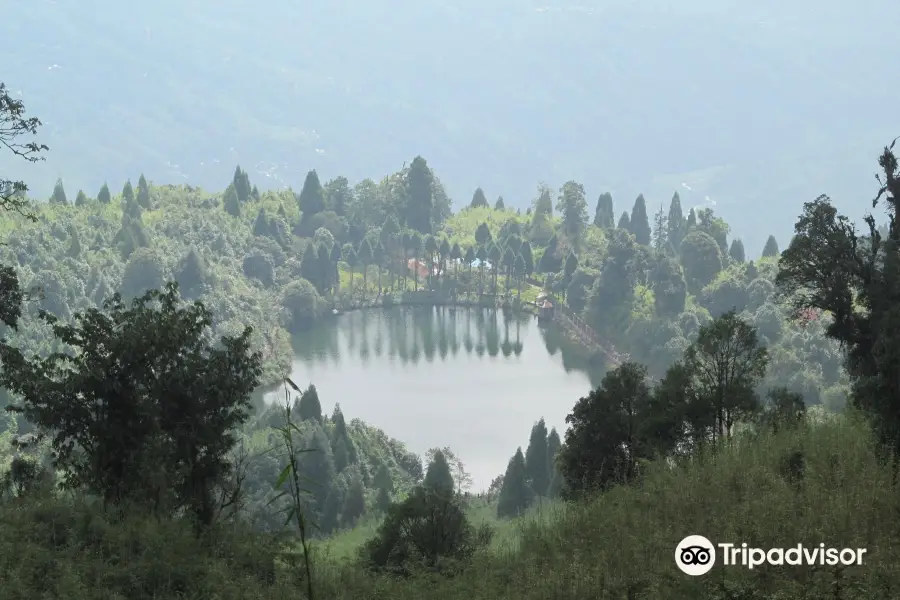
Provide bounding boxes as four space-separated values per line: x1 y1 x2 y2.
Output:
4 0 899 252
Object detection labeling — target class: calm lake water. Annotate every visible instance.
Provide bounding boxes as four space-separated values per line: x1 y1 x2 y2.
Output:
263 306 604 492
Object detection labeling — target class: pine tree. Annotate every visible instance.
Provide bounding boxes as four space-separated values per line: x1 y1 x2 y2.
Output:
470 187 489 208
494 196 505 210
233 165 251 204
523 418 550 496
66 229 81 257
122 180 135 206
617 211 631 230
729 239 746 263
762 235 779 258
97 182 111 205
685 207 697 231
74 190 88 207
533 184 553 217
497 448 533 518
630 194 651 245
341 474 366 526
136 174 151 210
297 170 326 217
667 192 685 249
593 192 615 228
652 204 668 254
423 449 454 495
50 178 67 205
546 428 562 497
174 247 207 298
252 207 268 237
251 184 260 201
405 156 434 234
223 184 241 217
297 384 322 423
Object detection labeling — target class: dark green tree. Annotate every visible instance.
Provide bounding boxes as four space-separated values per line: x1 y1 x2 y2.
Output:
253 207 268 237
494 196 505 210
137 174 151 209
223 183 240 217
557 362 653 495
297 170 326 218
523 418 550 496
556 181 589 250
617 211 631 230
629 194 652 245
50 178 67 205
533 184 553 217
174 246 208 299
496 448 533 518
475 222 492 247
74 189 88 207
729 239 746 262
324 176 353 216
470 187 489 209
405 156 434 234
546 427 563 497
667 192 686 249
680 230 723 293
97 182 111 205
233 165 251 204
762 234 780 258
422 449 454 495
298 384 323 423
0 283 263 526
593 192 615 228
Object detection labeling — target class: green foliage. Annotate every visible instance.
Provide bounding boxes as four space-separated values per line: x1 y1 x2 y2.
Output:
497 447 533 518
0 282 263 525
629 194 651 245
592 192 614 228
762 233 780 257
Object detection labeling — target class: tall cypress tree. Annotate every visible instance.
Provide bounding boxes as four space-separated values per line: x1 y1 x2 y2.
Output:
762 235 779 258
50 178 67 205
667 192 685 249
470 187 489 208
97 182 111 205
729 239 746 263
423 449 454 495
497 448 533 518
593 192 615 228
297 170 326 217
630 194 652 245
136 174 151 210
298 384 323 423
406 156 434 233
617 211 631 231
523 418 550 496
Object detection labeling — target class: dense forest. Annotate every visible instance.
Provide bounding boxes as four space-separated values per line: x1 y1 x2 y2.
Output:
2 82 899 599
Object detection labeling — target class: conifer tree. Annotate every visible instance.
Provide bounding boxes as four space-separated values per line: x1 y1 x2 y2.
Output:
667 192 685 249
494 196 505 210
297 170 326 217
630 194 651 245
497 447 533 518
617 211 631 230
405 156 433 234
122 180 135 206
50 178 67 205
546 427 563 498
97 182 111 205
423 449 454 495
233 165 251 204
136 174 151 209
74 190 88 207
298 384 323 423
252 207 268 237
470 187 489 208
593 192 615 228
762 234 779 258
174 247 207 298
223 183 240 217
729 239 746 263
523 418 550 496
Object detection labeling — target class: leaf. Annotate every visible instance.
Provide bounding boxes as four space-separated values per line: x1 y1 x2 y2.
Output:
283 505 297 528
265 490 288 507
284 376 302 393
274 463 292 489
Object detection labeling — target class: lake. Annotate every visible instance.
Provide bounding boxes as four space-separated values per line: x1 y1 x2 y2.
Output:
263 306 604 492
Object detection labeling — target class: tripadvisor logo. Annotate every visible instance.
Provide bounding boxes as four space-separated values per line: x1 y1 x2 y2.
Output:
675 535 867 576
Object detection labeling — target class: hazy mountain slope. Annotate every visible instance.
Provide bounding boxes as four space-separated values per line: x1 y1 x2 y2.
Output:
4 0 898 251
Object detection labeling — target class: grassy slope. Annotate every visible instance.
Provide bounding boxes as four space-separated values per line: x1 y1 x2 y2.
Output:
3 410 897 599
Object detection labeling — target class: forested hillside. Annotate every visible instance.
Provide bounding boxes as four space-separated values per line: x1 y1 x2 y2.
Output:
4 80 900 598
4 0 898 251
